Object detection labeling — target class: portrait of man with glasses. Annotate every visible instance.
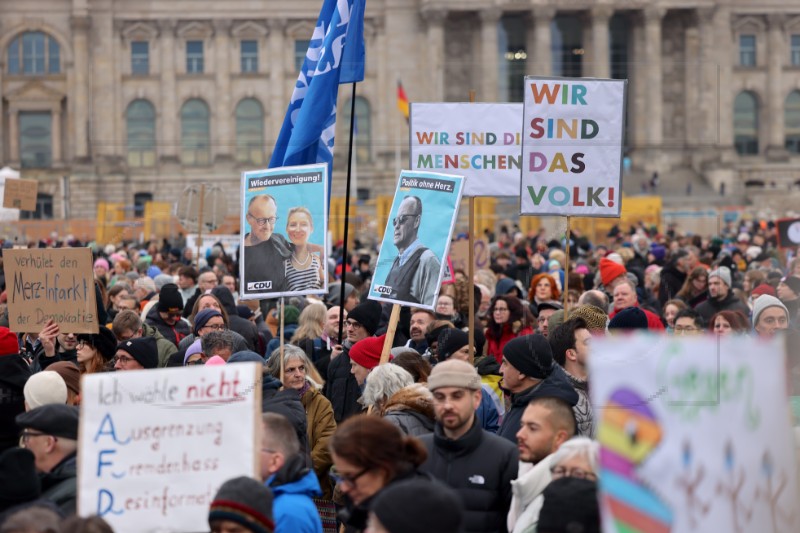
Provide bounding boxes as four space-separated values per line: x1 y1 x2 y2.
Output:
379 195 441 305
242 194 292 295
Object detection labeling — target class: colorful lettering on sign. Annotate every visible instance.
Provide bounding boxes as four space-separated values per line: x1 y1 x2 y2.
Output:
526 186 615 208
529 83 588 105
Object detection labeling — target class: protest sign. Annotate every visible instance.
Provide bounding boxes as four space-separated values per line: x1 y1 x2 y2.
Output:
590 334 799 533
520 77 626 217
448 238 490 275
4 248 98 333
368 171 464 309
78 364 262 533
776 217 800 249
239 163 328 300
410 103 523 197
185 233 240 259
2 177 37 210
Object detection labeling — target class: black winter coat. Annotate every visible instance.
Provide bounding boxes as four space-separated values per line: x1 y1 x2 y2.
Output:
419 419 518 533
325 341 362 423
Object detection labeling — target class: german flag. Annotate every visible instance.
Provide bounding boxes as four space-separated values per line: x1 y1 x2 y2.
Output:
397 80 409 122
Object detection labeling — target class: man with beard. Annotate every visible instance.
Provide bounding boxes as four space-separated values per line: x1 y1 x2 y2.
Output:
507 397 576 533
548 318 593 437
419 360 518 533
404 309 434 355
694 267 749 324
242 194 291 296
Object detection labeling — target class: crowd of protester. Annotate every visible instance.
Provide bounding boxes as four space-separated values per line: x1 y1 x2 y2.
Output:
0 216 797 532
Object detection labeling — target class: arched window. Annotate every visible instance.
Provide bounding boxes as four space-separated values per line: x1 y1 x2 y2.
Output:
181 99 210 165
786 91 800 154
7 31 60 75
235 98 264 165
734 91 758 155
342 97 371 164
126 99 156 167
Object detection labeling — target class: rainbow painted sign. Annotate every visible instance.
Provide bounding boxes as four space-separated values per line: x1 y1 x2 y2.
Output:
520 77 626 217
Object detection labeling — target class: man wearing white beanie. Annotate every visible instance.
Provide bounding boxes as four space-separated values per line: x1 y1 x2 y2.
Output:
752 295 790 338
694 266 749 324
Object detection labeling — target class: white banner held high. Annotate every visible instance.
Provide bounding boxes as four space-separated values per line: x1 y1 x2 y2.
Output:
520 77 626 217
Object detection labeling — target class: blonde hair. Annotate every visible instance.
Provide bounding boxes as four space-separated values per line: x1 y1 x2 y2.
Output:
292 302 326 344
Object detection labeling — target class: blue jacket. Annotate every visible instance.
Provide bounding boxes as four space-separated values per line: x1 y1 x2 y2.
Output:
475 388 500 434
268 459 323 533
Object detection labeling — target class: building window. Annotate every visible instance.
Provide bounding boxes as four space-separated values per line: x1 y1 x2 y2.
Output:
734 91 758 155
552 15 583 77
181 99 210 165
19 193 54 220
499 15 527 103
792 35 800 66
295 39 310 72
786 91 800 153
7 31 60 75
342 97 371 164
235 98 264 164
186 40 204 73
739 34 756 67
131 41 149 75
127 99 156 167
134 192 153 218
241 40 258 73
610 14 629 81
19 112 52 168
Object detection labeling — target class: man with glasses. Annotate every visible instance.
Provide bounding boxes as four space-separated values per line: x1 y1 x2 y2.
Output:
243 194 292 296
201 330 237 362
380 196 441 305
672 308 705 335
15 403 80 514
259 412 323 533
114 337 159 371
111 309 177 368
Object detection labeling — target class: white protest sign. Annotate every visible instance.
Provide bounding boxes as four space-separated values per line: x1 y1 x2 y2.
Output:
78 364 262 533
185 233 241 259
410 103 523 197
520 77 626 216
590 334 799 533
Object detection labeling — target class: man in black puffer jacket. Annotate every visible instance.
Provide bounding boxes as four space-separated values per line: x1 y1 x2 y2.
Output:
419 360 518 533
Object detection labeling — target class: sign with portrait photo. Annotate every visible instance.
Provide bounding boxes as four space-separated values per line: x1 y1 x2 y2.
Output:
368 170 464 310
239 163 328 300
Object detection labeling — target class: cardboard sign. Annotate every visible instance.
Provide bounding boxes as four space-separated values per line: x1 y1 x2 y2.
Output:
776 217 800 249
520 77 627 217
240 163 328 300
4 248 98 333
368 171 465 310
2 178 37 211
448 238 490 275
590 334 799 533
410 103 523 197
78 364 262 533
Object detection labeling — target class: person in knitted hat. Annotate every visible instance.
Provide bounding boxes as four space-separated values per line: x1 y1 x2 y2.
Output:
326 282 358 311
145 283 190 347
114 337 158 370
349 335 386 386
569 304 608 334
208 476 275 533
345 300 381 340
45 362 80 405
752 295 790 338
436 328 470 361
368 479 464 533
598 257 627 291
420 359 518 533
537 477 600 533
497 335 579 443
751 282 777 300
0 447 41 518
0 327 30 453
694 266 749 324
607 307 649 331
23 373 67 411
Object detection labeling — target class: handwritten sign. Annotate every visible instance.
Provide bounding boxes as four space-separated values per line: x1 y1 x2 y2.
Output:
410 103 523 197
590 334 799 533
4 248 98 333
78 364 262 533
2 178 38 210
520 77 626 217
448 238 490 275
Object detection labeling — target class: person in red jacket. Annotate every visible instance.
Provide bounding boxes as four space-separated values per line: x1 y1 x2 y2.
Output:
609 279 665 330
484 295 534 363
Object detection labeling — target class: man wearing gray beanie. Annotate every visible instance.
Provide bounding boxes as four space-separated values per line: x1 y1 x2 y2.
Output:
752 295 789 338
694 266 749 324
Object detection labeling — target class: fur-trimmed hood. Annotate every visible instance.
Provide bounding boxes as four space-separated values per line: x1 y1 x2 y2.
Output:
381 383 435 420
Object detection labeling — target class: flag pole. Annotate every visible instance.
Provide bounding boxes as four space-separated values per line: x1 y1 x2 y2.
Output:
337 82 359 343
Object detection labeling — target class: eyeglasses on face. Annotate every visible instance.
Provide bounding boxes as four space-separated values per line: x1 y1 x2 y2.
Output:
392 214 419 226
493 307 509 313
185 358 206 366
551 466 596 480
20 430 48 443
332 466 371 486
345 320 363 330
202 324 226 331
674 326 698 333
76 340 93 350
115 354 137 365
248 212 278 227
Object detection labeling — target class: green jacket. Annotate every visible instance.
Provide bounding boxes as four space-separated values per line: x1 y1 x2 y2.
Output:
141 322 178 367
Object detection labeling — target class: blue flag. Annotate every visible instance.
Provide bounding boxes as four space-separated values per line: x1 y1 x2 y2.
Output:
270 0 366 179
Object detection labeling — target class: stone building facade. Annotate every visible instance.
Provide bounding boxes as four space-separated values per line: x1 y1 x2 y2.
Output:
1 0 800 221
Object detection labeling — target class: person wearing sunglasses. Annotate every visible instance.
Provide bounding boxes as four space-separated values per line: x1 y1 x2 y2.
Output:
144 283 190 348
330 415 428 532
242 194 292 296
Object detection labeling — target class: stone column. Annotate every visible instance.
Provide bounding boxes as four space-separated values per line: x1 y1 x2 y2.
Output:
684 14 700 145
480 8 501 102
70 15 91 162
591 6 612 78
268 18 286 147
214 19 232 161
52 107 62 164
528 7 555 76
767 15 788 159
715 7 735 157
8 106 19 163
696 7 717 149
643 6 665 152
159 20 178 161
424 8 446 100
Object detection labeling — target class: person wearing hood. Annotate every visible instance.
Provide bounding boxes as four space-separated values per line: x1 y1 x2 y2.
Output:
144 284 190 347
211 286 258 351
112 309 178 367
694 267 749 324
259 413 323 533
497 335 579 443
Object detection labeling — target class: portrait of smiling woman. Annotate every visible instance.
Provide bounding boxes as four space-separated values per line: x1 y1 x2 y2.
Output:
284 206 322 291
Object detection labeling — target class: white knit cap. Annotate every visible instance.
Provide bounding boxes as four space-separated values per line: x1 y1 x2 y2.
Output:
709 266 732 287
752 295 789 328
23 372 68 410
